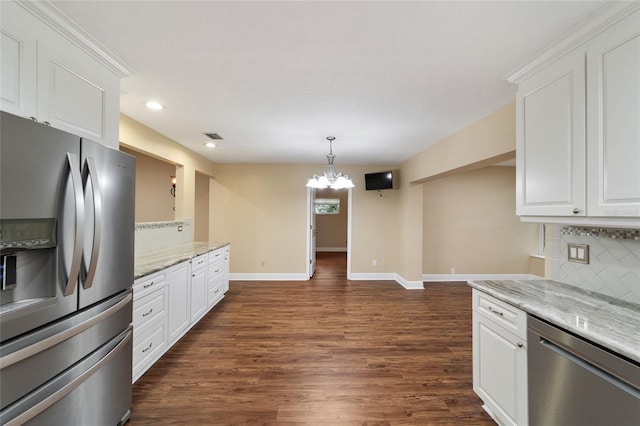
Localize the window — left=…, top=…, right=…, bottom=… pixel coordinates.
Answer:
left=314, top=198, right=340, bottom=215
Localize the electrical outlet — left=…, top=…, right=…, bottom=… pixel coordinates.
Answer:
left=177, top=225, right=183, bottom=232
left=372, top=259, right=377, bottom=266
left=260, top=260, right=265, bottom=267
left=568, top=243, right=589, bottom=264
left=381, top=260, right=386, bottom=266
left=450, top=267, right=456, bottom=274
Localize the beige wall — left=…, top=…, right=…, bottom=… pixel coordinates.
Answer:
left=402, top=102, right=515, bottom=185
left=120, top=146, right=175, bottom=223
left=119, top=115, right=216, bottom=238
left=209, top=163, right=399, bottom=274
left=194, top=172, right=210, bottom=242
left=397, top=101, right=521, bottom=281
left=315, top=188, right=348, bottom=249
left=122, top=101, right=542, bottom=279
left=422, top=166, right=539, bottom=274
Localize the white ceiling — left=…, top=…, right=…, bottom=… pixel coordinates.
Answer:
left=51, top=0, right=607, bottom=165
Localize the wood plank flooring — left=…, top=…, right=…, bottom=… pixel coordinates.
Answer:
left=130, top=252, right=494, bottom=425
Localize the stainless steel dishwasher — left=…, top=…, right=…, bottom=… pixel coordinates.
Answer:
left=527, top=315, right=640, bottom=426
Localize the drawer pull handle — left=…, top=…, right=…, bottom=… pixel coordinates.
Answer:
left=517, top=342, right=524, bottom=348
left=214, top=289, right=219, bottom=294
left=215, top=269, right=220, bottom=273
left=143, top=281, right=154, bottom=288
left=488, top=306, right=504, bottom=317
left=142, top=342, right=153, bottom=353
left=142, top=308, right=153, bottom=317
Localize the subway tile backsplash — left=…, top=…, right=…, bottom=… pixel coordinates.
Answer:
left=548, top=225, right=640, bottom=305
left=134, top=218, right=192, bottom=256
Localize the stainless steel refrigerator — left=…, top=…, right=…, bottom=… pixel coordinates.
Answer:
left=0, top=111, right=135, bottom=425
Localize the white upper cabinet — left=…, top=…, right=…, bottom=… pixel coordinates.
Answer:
left=586, top=9, right=640, bottom=218
left=508, top=3, right=640, bottom=227
left=1, top=2, right=38, bottom=118
left=516, top=50, right=586, bottom=217
left=0, top=1, right=131, bottom=149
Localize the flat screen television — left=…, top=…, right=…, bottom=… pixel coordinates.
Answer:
left=365, top=171, right=395, bottom=191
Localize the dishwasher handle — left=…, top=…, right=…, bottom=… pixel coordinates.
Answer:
left=540, top=337, right=640, bottom=399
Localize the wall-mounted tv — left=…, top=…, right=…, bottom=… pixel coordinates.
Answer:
left=365, top=171, right=396, bottom=191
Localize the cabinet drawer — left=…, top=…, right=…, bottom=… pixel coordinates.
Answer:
left=208, top=259, right=224, bottom=278
left=191, top=253, right=208, bottom=272
left=133, top=286, right=167, bottom=332
left=207, top=278, right=224, bottom=307
left=132, top=320, right=167, bottom=379
left=473, top=289, right=527, bottom=340
left=133, top=271, right=167, bottom=300
left=208, top=247, right=225, bottom=263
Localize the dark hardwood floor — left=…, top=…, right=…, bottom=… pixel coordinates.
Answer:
left=130, top=252, right=494, bottom=425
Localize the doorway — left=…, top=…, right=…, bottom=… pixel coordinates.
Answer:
left=306, top=187, right=352, bottom=279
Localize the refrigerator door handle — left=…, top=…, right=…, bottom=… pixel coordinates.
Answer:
left=2, top=329, right=132, bottom=426
left=82, top=157, right=102, bottom=289
left=64, top=153, right=84, bottom=296
left=0, top=292, right=131, bottom=369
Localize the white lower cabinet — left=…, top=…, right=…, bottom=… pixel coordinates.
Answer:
left=190, top=254, right=208, bottom=323
left=167, top=260, right=190, bottom=345
left=208, top=255, right=225, bottom=308
left=473, top=289, right=528, bottom=426
left=132, top=245, right=230, bottom=383
left=223, top=246, right=230, bottom=293
left=132, top=271, right=168, bottom=383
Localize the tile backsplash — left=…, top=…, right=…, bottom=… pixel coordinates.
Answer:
left=548, top=225, right=640, bottom=305
left=135, top=218, right=192, bottom=256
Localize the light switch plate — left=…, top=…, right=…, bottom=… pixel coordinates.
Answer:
left=567, top=243, right=589, bottom=264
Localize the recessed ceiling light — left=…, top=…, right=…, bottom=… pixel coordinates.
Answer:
left=145, top=101, right=165, bottom=110
left=205, top=142, right=216, bottom=149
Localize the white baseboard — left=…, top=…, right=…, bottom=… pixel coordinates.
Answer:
left=229, top=273, right=309, bottom=281
left=422, top=273, right=544, bottom=282
left=348, top=273, right=424, bottom=290
left=316, top=247, right=347, bottom=252
left=395, top=274, right=425, bottom=290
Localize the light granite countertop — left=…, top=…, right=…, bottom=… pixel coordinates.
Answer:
left=468, top=279, right=640, bottom=365
left=134, top=241, right=229, bottom=279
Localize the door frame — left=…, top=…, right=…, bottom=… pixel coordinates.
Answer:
left=306, top=187, right=352, bottom=279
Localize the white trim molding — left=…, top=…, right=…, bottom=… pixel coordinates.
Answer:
left=229, top=273, right=309, bottom=281
left=17, top=0, right=134, bottom=77
left=395, top=274, right=425, bottom=290
left=423, top=274, right=544, bottom=282
left=317, top=247, right=347, bottom=252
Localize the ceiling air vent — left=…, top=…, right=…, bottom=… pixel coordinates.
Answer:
left=204, top=132, right=223, bottom=140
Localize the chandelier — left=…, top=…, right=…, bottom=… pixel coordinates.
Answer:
left=306, top=136, right=355, bottom=189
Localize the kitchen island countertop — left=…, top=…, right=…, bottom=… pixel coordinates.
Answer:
left=134, top=241, right=229, bottom=279
left=468, top=279, right=640, bottom=365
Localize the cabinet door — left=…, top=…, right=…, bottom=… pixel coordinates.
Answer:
left=587, top=9, right=640, bottom=217
left=473, top=314, right=527, bottom=426
left=36, top=36, right=120, bottom=148
left=0, top=1, right=37, bottom=117
left=190, top=267, right=207, bottom=323
left=168, top=261, right=191, bottom=344
left=516, top=50, right=586, bottom=216
left=223, top=247, right=230, bottom=293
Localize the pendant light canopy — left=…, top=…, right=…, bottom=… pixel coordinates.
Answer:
left=306, top=137, right=355, bottom=190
